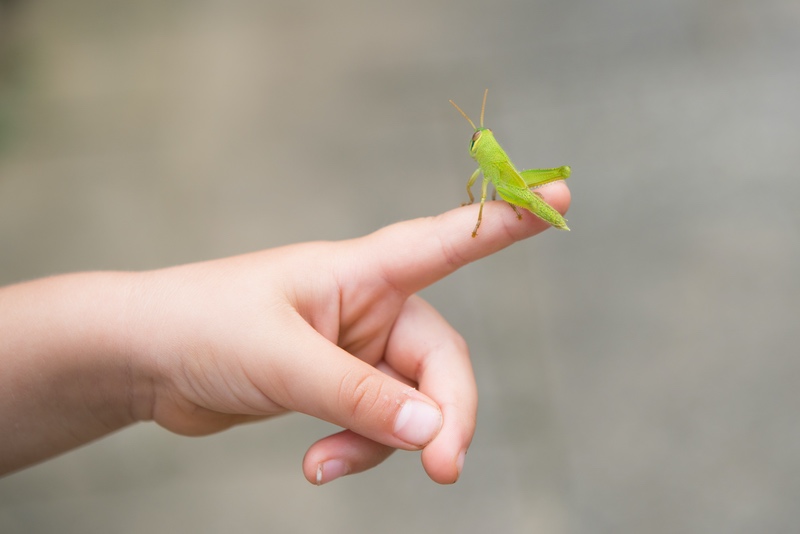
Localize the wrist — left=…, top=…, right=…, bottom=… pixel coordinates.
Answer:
left=41, top=272, right=146, bottom=429
left=0, top=272, right=146, bottom=473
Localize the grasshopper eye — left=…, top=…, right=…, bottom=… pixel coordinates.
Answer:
left=470, top=130, right=481, bottom=150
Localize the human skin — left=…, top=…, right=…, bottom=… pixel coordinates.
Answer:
left=0, top=183, right=569, bottom=484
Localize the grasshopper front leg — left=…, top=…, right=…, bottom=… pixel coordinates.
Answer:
left=462, top=168, right=481, bottom=206
left=472, top=173, right=491, bottom=238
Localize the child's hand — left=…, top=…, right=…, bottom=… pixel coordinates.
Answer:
left=0, top=183, right=570, bottom=483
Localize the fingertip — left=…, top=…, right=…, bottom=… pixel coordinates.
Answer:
left=469, top=179, right=571, bottom=242
left=541, top=180, right=571, bottom=216
left=419, top=407, right=474, bottom=484
left=421, top=437, right=469, bottom=484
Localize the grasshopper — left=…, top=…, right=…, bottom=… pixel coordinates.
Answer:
left=450, top=89, right=570, bottom=237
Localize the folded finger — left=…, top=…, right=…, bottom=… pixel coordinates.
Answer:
left=385, top=295, right=477, bottom=484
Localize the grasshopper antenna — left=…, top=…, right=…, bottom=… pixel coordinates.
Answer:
left=449, top=98, right=477, bottom=131
left=480, top=88, right=488, bottom=128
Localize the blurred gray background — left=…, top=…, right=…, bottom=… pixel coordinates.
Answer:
left=2, top=0, right=799, bottom=532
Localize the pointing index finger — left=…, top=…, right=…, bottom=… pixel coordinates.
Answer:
left=355, top=181, right=571, bottom=295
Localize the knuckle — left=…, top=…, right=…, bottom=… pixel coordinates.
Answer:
left=432, top=328, right=469, bottom=358
left=437, top=232, right=468, bottom=269
left=447, top=331, right=469, bottom=354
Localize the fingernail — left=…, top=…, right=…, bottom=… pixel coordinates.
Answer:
left=456, top=449, right=466, bottom=479
left=393, top=400, right=442, bottom=447
left=316, top=459, right=349, bottom=485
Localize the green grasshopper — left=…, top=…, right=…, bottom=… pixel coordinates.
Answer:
left=450, top=89, right=571, bottom=237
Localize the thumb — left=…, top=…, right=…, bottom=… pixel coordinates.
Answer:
left=269, top=317, right=442, bottom=450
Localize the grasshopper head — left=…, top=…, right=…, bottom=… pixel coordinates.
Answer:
left=469, top=127, right=494, bottom=159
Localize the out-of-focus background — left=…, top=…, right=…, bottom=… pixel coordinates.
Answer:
left=2, top=1, right=799, bottom=532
